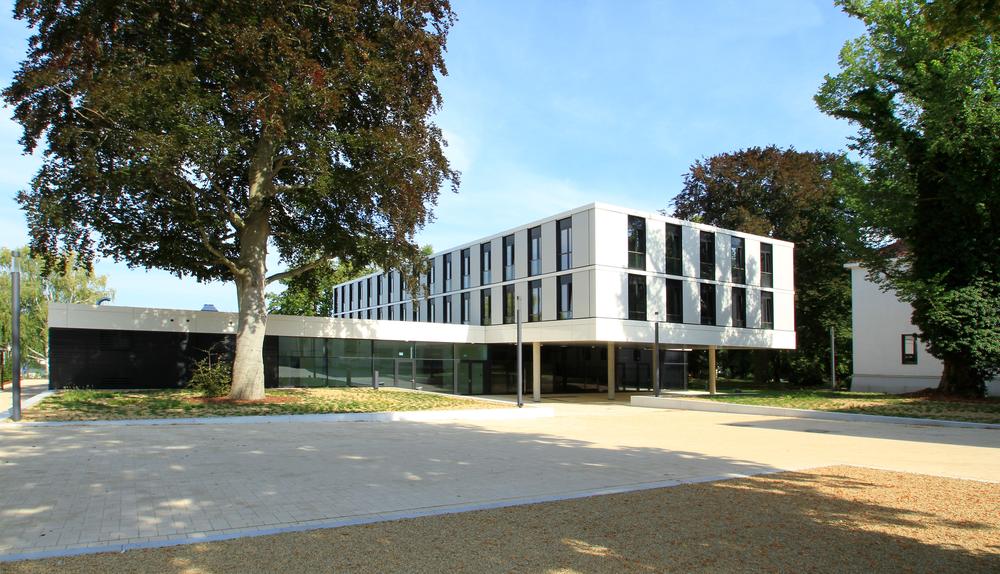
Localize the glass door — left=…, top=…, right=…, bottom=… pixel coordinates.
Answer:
left=394, top=359, right=415, bottom=389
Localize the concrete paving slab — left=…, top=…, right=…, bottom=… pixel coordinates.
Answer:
left=0, top=399, right=996, bottom=560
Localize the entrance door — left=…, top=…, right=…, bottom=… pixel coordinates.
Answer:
left=394, top=359, right=415, bottom=389
left=467, top=361, right=485, bottom=395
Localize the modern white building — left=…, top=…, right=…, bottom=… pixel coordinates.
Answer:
left=48, top=203, right=796, bottom=397
left=846, top=263, right=1000, bottom=395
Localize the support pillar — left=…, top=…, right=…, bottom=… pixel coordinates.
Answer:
left=532, top=341, right=541, bottom=402
left=708, top=345, right=717, bottom=395
left=607, top=342, right=615, bottom=400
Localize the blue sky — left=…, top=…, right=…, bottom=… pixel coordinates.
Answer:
left=0, top=1, right=863, bottom=311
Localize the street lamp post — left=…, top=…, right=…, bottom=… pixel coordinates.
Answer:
left=653, top=311, right=660, bottom=397
left=515, top=295, right=523, bottom=408
left=10, top=250, right=22, bottom=421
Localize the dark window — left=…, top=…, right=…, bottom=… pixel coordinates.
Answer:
left=443, top=295, right=452, bottom=323
left=376, top=306, right=382, bottom=320
left=665, top=223, right=682, bottom=276
left=412, top=302, right=419, bottom=322
left=461, top=248, right=471, bottom=289
left=426, top=258, right=435, bottom=293
left=387, top=273, right=393, bottom=303
left=731, top=237, right=746, bottom=284
left=902, top=334, right=918, bottom=364
left=427, top=298, right=436, bottom=323
left=366, top=308, right=372, bottom=320
left=399, top=303, right=406, bottom=321
left=367, top=278, right=372, bottom=307
left=627, top=274, right=647, bottom=321
left=387, top=305, right=393, bottom=320
left=665, top=279, right=683, bottom=323
left=528, top=226, right=541, bottom=276
left=557, top=218, right=572, bottom=271
left=503, top=284, right=516, bottom=324
left=377, top=275, right=383, bottom=303
left=700, top=232, right=715, bottom=279
left=628, top=216, right=646, bottom=270
left=528, top=280, right=542, bottom=322
left=503, top=235, right=515, bottom=281
left=481, top=288, right=492, bottom=326
left=700, top=283, right=716, bottom=325
left=443, top=253, right=452, bottom=292
left=481, top=242, right=492, bottom=284
left=761, top=243, right=773, bottom=288
left=356, top=282, right=362, bottom=307
left=761, top=290, right=774, bottom=329
left=333, top=289, right=339, bottom=314
left=399, top=273, right=406, bottom=301
left=461, top=292, right=470, bottom=324
left=557, top=274, right=573, bottom=320
left=732, top=287, right=746, bottom=327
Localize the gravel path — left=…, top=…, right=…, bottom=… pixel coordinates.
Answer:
left=7, top=465, right=998, bottom=573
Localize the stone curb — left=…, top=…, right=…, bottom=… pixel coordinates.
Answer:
left=630, top=395, right=1000, bottom=429
left=3, top=404, right=554, bottom=427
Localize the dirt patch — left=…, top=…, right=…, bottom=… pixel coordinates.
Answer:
left=899, top=388, right=999, bottom=403
left=184, top=395, right=303, bottom=405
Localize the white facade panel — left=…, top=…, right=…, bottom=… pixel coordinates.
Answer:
left=715, top=233, right=730, bottom=284
left=683, top=279, right=700, bottom=325
left=571, top=270, right=591, bottom=319
left=773, top=243, right=794, bottom=292
left=593, top=208, right=628, bottom=268
left=647, top=219, right=665, bottom=275
left=747, top=287, right=761, bottom=329
left=773, top=290, right=794, bottom=332
left=681, top=226, right=699, bottom=279
left=571, top=209, right=592, bottom=269
left=718, top=282, right=731, bottom=327
left=514, top=230, right=528, bottom=280
left=469, top=245, right=481, bottom=289
left=647, top=275, right=665, bottom=322
left=594, top=268, right=627, bottom=319
left=541, top=276, right=557, bottom=321
left=745, top=237, right=760, bottom=287
left=541, top=220, right=557, bottom=275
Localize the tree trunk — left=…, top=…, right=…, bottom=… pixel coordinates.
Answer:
left=229, top=208, right=270, bottom=400
left=937, top=356, right=984, bottom=397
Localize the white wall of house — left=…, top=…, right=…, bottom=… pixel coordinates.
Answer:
left=847, top=263, right=1000, bottom=395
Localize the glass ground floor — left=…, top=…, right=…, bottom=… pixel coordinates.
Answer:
left=276, top=336, right=690, bottom=395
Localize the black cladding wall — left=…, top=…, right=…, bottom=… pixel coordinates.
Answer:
left=48, top=328, right=279, bottom=389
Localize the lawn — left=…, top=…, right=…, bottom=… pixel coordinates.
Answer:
left=21, top=387, right=505, bottom=422
left=690, top=389, right=1000, bottom=424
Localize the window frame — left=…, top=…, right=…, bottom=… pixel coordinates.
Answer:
left=665, top=278, right=683, bottom=323
left=460, top=248, right=471, bottom=289
left=627, top=274, right=647, bottom=321
left=503, top=234, right=515, bottom=281
left=480, top=242, right=492, bottom=285
left=700, top=231, right=715, bottom=280
left=665, top=223, right=682, bottom=276
left=732, top=286, right=747, bottom=328
left=557, top=274, right=573, bottom=320
left=481, top=288, right=492, bottom=326
left=627, top=216, right=646, bottom=270
left=761, top=243, right=773, bottom=288
left=700, top=283, right=716, bottom=326
left=731, top=237, right=746, bottom=284
left=901, top=334, right=918, bottom=364
left=557, top=217, right=572, bottom=271
left=528, top=279, right=542, bottom=322
left=502, top=284, right=516, bottom=324
left=761, top=290, right=774, bottom=329
left=528, top=226, right=542, bottom=276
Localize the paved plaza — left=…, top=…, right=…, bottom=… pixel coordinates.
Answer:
left=0, top=395, right=997, bottom=560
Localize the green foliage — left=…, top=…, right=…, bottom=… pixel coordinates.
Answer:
left=4, top=1, right=460, bottom=397
left=267, top=260, right=372, bottom=316
left=672, top=146, right=862, bottom=386
left=0, top=247, right=113, bottom=378
left=187, top=358, right=233, bottom=398
left=815, top=0, right=1000, bottom=395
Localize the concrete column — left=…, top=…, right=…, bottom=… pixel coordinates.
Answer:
left=532, top=341, right=541, bottom=402
left=607, top=342, right=616, bottom=400
left=708, top=345, right=717, bottom=395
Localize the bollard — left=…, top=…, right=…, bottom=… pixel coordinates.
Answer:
left=372, top=370, right=379, bottom=390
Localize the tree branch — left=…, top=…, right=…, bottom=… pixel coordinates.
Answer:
left=183, top=185, right=245, bottom=278
left=266, top=257, right=329, bottom=285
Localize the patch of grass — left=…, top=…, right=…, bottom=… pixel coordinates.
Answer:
left=690, top=390, right=1000, bottom=424
left=22, top=388, right=505, bottom=422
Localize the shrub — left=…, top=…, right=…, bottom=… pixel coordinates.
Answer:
left=187, top=357, right=232, bottom=397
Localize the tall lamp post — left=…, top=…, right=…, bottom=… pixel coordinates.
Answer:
left=10, top=250, right=22, bottom=421
left=653, top=311, right=660, bottom=397
left=515, top=295, right=523, bottom=408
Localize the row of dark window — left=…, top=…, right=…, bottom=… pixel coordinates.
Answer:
left=336, top=274, right=575, bottom=325
left=625, top=273, right=774, bottom=329
left=333, top=217, right=574, bottom=315
left=627, top=216, right=774, bottom=287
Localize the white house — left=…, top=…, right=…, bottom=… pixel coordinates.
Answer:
left=846, top=262, right=1000, bottom=395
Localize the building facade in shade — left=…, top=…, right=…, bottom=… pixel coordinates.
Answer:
left=845, top=263, right=1000, bottom=396
left=46, top=203, right=795, bottom=397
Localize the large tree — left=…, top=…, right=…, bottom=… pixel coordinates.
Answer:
left=1, top=247, right=113, bottom=377
left=672, top=146, right=862, bottom=387
left=815, top=0, right=999, bottom=396
left=4, top=1, right=459, bottom=399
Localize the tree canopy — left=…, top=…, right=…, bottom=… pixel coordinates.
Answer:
left=5, top=1, right=459, bottom=398
left=1, top=247, right=113, bottom=377
left=815, top=0, right=999, bottom=395
left=672, top=146, right=862, bottom=386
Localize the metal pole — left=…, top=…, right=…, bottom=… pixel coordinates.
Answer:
left=653, top=317, right=660, bottom=397
left=11, top=251, right=22, bottom=421
left=829, top=326, right=837, bottom=390
left=516, top=295, right=523, bottom=408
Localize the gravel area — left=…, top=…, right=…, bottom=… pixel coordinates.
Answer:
left=7, top=466, right=998, bottom=573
